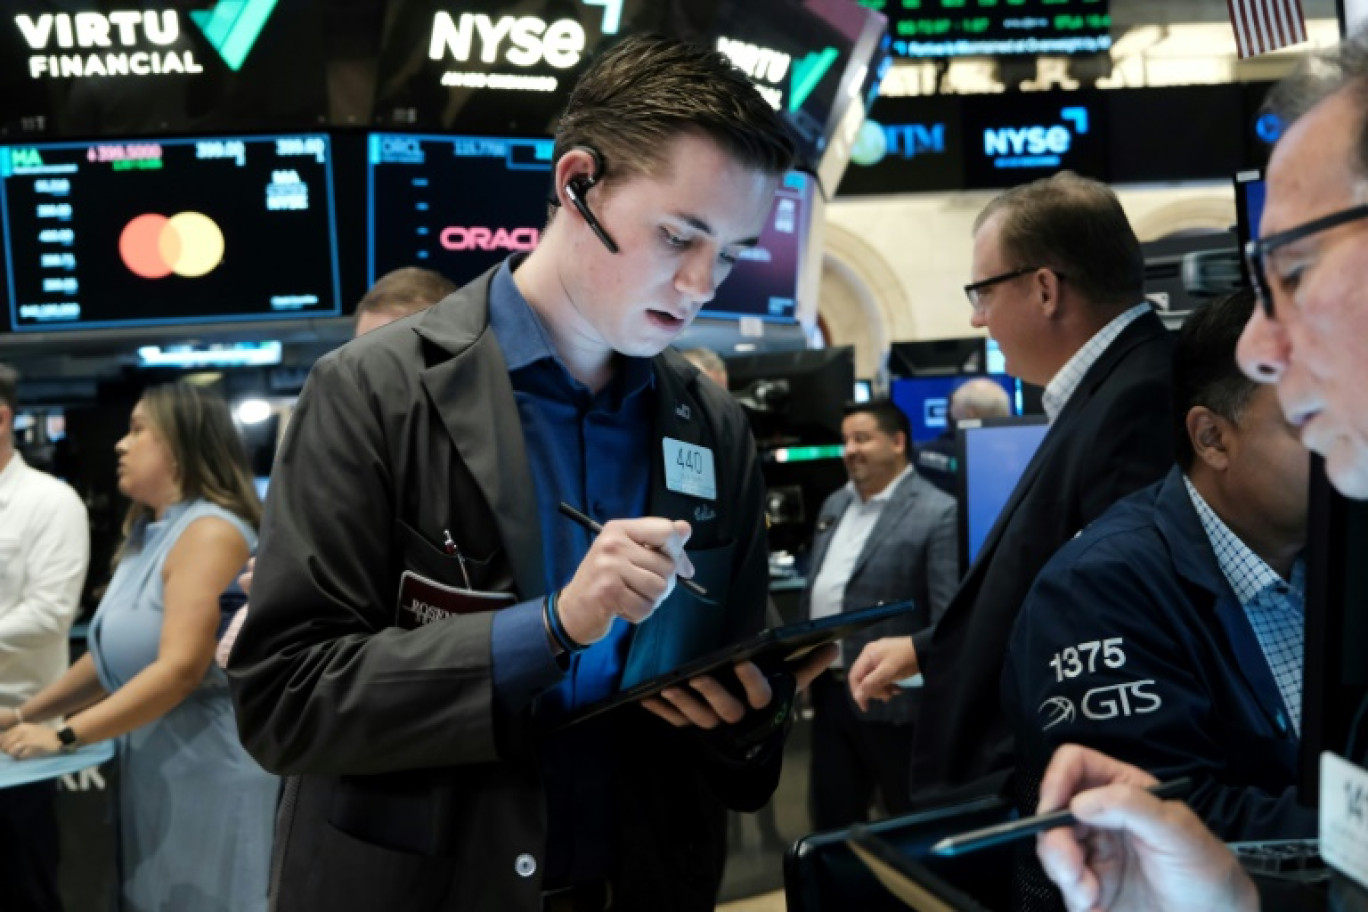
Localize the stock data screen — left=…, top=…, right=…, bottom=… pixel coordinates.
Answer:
left=0, top=134, right=341, bottom=332
left=859, top=0, right=1111, bottom=58
left=369, top=133, right=808, bottom=323
left=368, top=133, right=553, bottom=287
left=704, top=170, right=810, bottom=323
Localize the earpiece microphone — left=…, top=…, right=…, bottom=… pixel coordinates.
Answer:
left=555, top=145, right=619, bottom=254
left=564, top=176, right=620, bottom=254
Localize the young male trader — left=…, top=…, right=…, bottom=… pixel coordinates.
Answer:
left=227, top=36, right=833, bottom=912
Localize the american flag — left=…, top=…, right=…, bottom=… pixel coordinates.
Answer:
left=1227, top=0, right=1308, bottom=58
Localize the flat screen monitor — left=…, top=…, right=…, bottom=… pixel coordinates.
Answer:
left=727, top=345, right=855, bottom=446
left=370, top=0, right=669, bottom=134
left=713, top=0, right=891, bottom=196
left=890, top=375, right=1018, bottom=445
left=703, top=170, right=813, bottom=323
left=888, top=338, right=986, bottom=377
left=367, top=132, right=553, bottom=288
left=957, top=416, right=1048, bottom=567
left=0, top=1, right=329, bottom=138
left=0, top=133, right=342, bottom=333
left=873, top=0, right=1112, bottom=59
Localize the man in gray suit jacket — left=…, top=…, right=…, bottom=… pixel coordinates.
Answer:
left=801, top=400, right=958, bottom=829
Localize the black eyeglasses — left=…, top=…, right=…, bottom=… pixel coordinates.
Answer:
left=963, top=266, right=1060, bottom=311
left=1245, top=203, right=1368, bottom=319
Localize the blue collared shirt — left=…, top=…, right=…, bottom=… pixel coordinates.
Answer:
left=1183, top=476, right=1306, bottom=736
left=486, top=257, right=654, bottom=886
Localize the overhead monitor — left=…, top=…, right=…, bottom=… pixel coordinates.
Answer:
left=867, top=0, right=1112, bottom=59
left=888, top=337, right=986, bottom=377
left=703, top=170, right=813, bottom=323
left=957, top=416, right=1048, bottom=567
left=367, top=132, right=552, bottom=288
left=728, top=345, right=856, bottom=446
left=371, top=0, right=668, bottom=135
left=0, top=133, right=342, bottom=333
left=714, top=0, right=891, bottom=197
left=0, top=2, right=329, bottom=138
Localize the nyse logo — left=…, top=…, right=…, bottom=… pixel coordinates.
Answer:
left=440, top=226, right=539, bottom=252
left=429, top=13, right=586, bottom=69
left=1080, top=679, right=1162, bottom=721
left=983, top=106, right=1089, bottom=170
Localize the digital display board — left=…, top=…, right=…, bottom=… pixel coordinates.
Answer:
left=0, top=133, right=342, bottom=332
left=704, top=170, right=813, bottom=323
left=713, top=0, right=890, bottom=192
left=0, top=2, right=328, bottom=138
left=368, top=132, right=553, bottom=288
left=858, top=0, right=1111, bottom=58
left=838, top=94, right=964, bottom=196
left=961, top=91, right=1105, bottom=188
left=373, top=0, right=668, bottom=135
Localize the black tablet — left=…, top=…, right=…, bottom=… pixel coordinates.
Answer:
left=846, top=826, right=992, bottom=912
left=555, top=599, right=915, bottom=729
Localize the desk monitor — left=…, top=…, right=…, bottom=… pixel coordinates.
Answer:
left=956, top=416, right=1049, bottom=568
left=890, top=375, right=1018, bottom=446
left=0, top=134, right=342, bottom=333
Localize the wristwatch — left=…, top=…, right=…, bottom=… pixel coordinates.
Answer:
left=56, top=726, right=79, bottom=754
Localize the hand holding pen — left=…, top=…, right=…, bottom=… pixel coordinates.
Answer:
left=552, top=506, right=698, bottom=648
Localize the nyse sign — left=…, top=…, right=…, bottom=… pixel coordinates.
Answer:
left=983, top=106, right=1090, bottom=169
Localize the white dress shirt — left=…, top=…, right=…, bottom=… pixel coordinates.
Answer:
left=0, top=452, right=90, bottom=708
left=809, top=467, right=913, bottom=664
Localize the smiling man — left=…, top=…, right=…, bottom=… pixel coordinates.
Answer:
left=801, top=400, right=957, bottom=830
left=227, top=36, right=833, bottom=912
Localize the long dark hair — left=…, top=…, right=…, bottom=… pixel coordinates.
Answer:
left=116, top=382, right=261, bottom=562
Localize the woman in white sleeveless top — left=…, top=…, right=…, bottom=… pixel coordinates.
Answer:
left=0, top=382, right=276, bottom=911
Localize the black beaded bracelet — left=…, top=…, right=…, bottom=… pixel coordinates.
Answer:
left=544, top=588, right=587, bottom=654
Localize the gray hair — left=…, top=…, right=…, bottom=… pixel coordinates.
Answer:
left=0, top=363, right=17, bottom=414
left=1265, top=31, right=1368, bottom=178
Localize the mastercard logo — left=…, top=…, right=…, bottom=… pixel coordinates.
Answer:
left=119, top=212, right=225, bottom=279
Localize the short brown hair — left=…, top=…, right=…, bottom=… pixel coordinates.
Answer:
left=553, top=34, right=795, bottom=192
left=974, top=172, right=1145, bottom=309
left=354, top=267, right=457, bottom=326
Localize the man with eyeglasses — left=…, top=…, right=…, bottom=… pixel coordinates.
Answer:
left=1031, top=33, right=1368, bottom=912
left=849, top=173, right=1175, bottom=829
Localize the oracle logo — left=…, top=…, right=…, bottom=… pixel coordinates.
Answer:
left=439, top=226, right=539, bottom=252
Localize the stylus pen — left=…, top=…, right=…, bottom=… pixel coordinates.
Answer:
left=929, top=776, right=1193, bottom=857
left=556, top=502, right=712, bottom=601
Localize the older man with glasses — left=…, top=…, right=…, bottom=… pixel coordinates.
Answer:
left=849, top=173, right=1176, bottom=847
left=1031, top=32, right=1368, bottom=912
